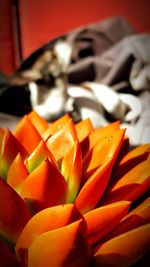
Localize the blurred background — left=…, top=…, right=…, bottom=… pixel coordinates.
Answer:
left=0, top=0, right=150, bottom=146
left=0, top=0, right=150, bottom=75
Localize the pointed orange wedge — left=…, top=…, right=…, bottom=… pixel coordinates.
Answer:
left=102, top=158, right=150, bottom=205
left=43, top=113, right=70, bottom=141
left=28, top=110, right=49, bottom=136
left=0, top=129, right=27, bottom=179
left=125, top=196, right=150, bottom=222
left=15, top=204, right=82, bottom=255
left=102, top=197, right=150, bottom=242
left=61, top=140, right=82, bottom=203
left=14, top=115, right=41, bottom=154
left=112, top=144, right=150, bottom=184
left=83, top=129, right=125, bottom=182
left=75, top=118, right=94, bottom=143
left=27, top=139, right=57, bottom=173
left=84, top=201, right=130, bottom=245
left=19, top=158, right=67, bottom=214
left=46, top=118, right=77, bottom=162
left=93, top=223, right=150, bottom=267
left=28, top=220, right=90, bottom=267
left=7, top=152, right=29, bottom=189
left=84, top=120, right=120, bottom=154
left=75, top=158, right=113, bottom=214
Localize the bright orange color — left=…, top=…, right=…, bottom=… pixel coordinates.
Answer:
left=125, top=196, right=150, bottom=221
left=102, top=197, right=150, bottom=242
left=84, top=201, right=130, bottom=245
left=103, top=158, right=150, bottom=204
left=19, top=158, right=67, bottom=213
left=46, top=119, right=77, bottom=162
left=112, top=144, right=150, bottom=183
left=27, top=139, right=57, bottom=172
left=93, top=223, right=150, bottom=267
left=43, top=113, right=70, bottom=141
left=75, top=118, right=94, bottom=143
left=28, top=220, right=90, bottom=267
left=61, top=140, right=82, bottom=203
left=0, top=129, right=27, bottom=179
left=28, top=110, right=49, bottom=136
left=83, top=129, right=125, bottom=182
left=0, top=111, right=150, bottom=267
left=14, top=115, right=41, bottom=154
left=15, top=204, right=82, bottom=255
left=75, top=158, right=113, bottom=214
left=85, top=121, right=120, bottom=152
left=7, top=152, right=29, bottom=189
left=120, top=144, right=150, bottom=164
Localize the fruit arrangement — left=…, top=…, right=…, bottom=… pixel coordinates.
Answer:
left=0, top=111, right=150, bottom=267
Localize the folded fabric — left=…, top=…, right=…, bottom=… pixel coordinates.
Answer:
left=0, top=16, right=150, bottom=146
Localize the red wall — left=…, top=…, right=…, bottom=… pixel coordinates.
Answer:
left=0, top=0, right=150, bottom=74
left=18, top=0, right=150, bottom=59
left=0, top=1, right=16, bottom=74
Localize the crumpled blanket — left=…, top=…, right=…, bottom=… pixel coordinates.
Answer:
left=0, top=16, right=150, bottom=146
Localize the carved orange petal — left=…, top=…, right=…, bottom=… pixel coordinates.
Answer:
left=62, top=140, right=82, bottom=203
left=102, top=158, right=150, bottom=204
left=15, top=204, right=82, bottom=255
left=7, top=152, right=29, bottom=189
left=93, top=223, right=150, bottom=267
left=75, top=158, right=113, bottom=214
left=0, top=129, right=27, bottom=179
left=27, top=139, right=57, bottom=172
left=28, top=220, right=90, bottom=267
left=84, top=201, right=130, bottom=245
left=28, top=110, right=49, bottom=136
left=46, top=118, right=77, bottom=162
left=19, top=158, right=67, bottom=214
left=83, top=129, right=125, bottom=182
left=14, top=115, right=41, bottom=154
left=43, top=113, right=70, bottom=141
